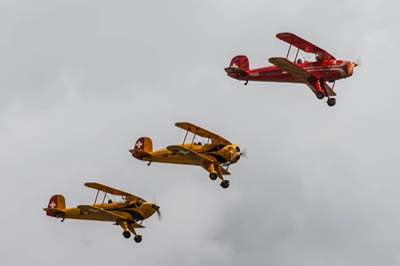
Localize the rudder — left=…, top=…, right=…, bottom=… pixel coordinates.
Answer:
left=132, top=137, right=153, bottom=160
left=229, top=55, right=249, bottom=71
left=46, top=194, right=66, bottom=216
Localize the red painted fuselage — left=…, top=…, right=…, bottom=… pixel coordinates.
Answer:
left=226, top=59, right=355, bottom=83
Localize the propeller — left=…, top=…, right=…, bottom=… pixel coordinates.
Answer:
left=152, top=195, right=162, bottom=221
left=156, top=206, right=162, bottom=220
left=240, top=148, right=247, bottom=159
left=354, top=56, right=362, bottom=67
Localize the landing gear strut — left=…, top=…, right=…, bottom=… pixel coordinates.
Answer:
left=220, top=180, right=230, bottom=189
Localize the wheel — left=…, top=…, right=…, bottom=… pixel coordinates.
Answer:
left=134, top=235, right=142, bottom=243
left=123, top=231, right=131, bottom=239
left=220, top=180, right=230, bottom=189
left=327, top=98, right=336, bottom=107
left=209, top=172, right=218, bottom=181
left=316, top=92, right=324, bottom=100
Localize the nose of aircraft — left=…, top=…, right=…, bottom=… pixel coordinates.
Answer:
left=151, top=203, right=162, bottom=220
left=347, top=61, right=358, bottom=76
left=234, top=146, right=242, bottom=162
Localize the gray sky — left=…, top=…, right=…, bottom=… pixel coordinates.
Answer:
left=1, top=1, right=400, bottom=265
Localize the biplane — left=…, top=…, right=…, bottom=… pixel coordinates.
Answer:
left=225, top=32, right=357, bottom=106
left=129, top=122, right=242, bottom=189
left=44, top=182, right=160, bottom=243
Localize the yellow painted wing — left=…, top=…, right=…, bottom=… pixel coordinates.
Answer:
left=84, top=182, right=146, bottom=203
left=167, top=145, right=215, bottom=164
left=175, top=122, right=232, bottom=145
left=77, top=205, right=129, bottom=221
left=269, top=57, right=311, bottom=81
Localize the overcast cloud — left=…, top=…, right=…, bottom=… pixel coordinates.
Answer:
left=1, top=1, right=400, bottom=266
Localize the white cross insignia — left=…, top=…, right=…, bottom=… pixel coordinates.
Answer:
left=135, top=141, right=143, bottom=149
left=49, top=201, right=56, bottom=208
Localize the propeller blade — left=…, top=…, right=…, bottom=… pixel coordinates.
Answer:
left=240, top=149, right=247, bottom=159
left=156, top=208, right=162, bottom=221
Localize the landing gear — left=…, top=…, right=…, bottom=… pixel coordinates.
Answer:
left=316, top=91, right=324, bottom=100
left=220, top=180, right=230, bottom=189
left=123, top=231, right=131, bottom=239
left=134, top=235, right=142, bottom=243
left=327, top=98, right=336, bottom=107
left=244, top=80, right=248, bottom=86
left=147, top=161, right=152, bottom=166
left=209, top=172, right=218, bottom=181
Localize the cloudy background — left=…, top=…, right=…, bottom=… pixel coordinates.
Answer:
left=1, top=0, right=399, bottom=265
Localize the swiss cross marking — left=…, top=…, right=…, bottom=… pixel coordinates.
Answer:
left=135, top=140, right=143, bottom=149
left=49, top=201, right=56, bottom=208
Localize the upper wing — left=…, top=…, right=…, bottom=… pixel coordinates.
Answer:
left=269, top=57, right=312, bottom=81
left=84, top=182, right=146, bottom=203
left=175, top=122, right=231, bottom=145
left=276, top=32, right=335, bottom=61
left=77, top=205, right=129, bottom=221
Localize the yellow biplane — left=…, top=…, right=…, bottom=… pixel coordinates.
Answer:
left=129, top=122, right=242, bottom=189
left=43, top=182, right=160, bottom=243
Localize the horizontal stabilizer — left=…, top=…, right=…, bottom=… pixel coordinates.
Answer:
left=43, top=208, right=65, bottom=217
left=224, top=66, right=248, bottom=76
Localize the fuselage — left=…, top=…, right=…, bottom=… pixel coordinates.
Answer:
left=143, top=143, right=241, bottom=166
left=62, top=201, right=157, bottom=222
left=227, top=59, right=355, bottom=83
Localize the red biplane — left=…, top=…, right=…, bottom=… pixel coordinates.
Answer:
left=225, top=32, right=357, bottom=106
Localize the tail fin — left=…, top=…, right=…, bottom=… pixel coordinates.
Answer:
left=131, top=137, right=153, bottom=160
left=45, top=194, right=66, bottom=217
left=229, top=55, right=249, bottom=71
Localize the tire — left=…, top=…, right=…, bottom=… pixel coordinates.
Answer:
left=327, top=98, right=336, bottom=107
left=134, top=235, right=142, bottom=243
left=316, top=92, right=324, bottom=100
left=123, top=231, right=131, bottom=239
left=220, top=180, right=230, bottom=189
left=209, top=173, right=218, bottom=181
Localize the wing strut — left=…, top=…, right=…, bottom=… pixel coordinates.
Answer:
left=190, top=131, right=197, bottom=149
left=286, top=44, right=292, bottom=59
left=182, top=129, right=189, bottom=145
left=93, top=189, right=100, bottom=205
left=294, top=48, right=300, bottom=62
left=101, top=192, right=107, bottom=207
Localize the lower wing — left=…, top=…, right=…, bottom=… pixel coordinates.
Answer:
left=167, top=145, right=229, bottom=178
left=269, top=57, right=336, bottom=97
left=77, top=205, right=130, bottom=221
